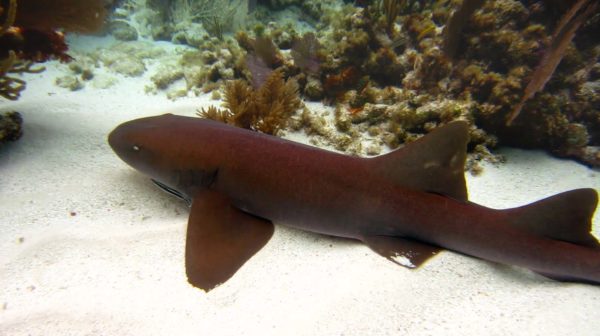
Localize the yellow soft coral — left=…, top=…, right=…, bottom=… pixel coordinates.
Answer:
left=198, top=70, right=302, bottom=135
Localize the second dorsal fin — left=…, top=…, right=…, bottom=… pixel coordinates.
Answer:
left=369, top=121, right=470, bottom=201
left=506, top=188, right=599, bottom=247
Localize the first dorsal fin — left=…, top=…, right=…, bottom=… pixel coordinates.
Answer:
left=506, top=188, right=599, bottom=248
left=369, top=121, right=470, bottom=201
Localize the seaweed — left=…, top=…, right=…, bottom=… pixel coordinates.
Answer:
left=198, top=70, right=302, bottom=135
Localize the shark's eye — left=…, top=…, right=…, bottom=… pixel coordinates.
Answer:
left=132, top=145, right=141, bottom=151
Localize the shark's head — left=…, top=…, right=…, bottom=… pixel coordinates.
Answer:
left=108, top=114, right=219, bottom=198
left=109, top=114, right=172, bottom=178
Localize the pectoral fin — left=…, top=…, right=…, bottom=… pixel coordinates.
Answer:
left=185, top=191, right=274, bottom=291
left=363, top=235, right=441, bottom=268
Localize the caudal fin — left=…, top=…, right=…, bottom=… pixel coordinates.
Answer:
left=505, top=188, right=599, bottom=248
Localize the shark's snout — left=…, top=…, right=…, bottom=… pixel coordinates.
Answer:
left=107, top=126, right=123, bottom=152
left=108, top=114, right=178, bottom=172
left=108, top=123, right=139, bottom=161
left=107, top=120, right=144, bottom=164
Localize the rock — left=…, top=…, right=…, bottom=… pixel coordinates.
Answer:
left=111, top=21, right=139, bottom=41
left=0, top=111, right=23, bottom=143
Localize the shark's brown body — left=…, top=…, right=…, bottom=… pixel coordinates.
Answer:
left=109, top=114, right=600, bottom=290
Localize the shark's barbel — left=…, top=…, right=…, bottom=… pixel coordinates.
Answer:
left=108, top=114, right=600, bottom=291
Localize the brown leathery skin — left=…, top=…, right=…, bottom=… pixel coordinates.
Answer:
left=109, top=114, right=600, bottom=288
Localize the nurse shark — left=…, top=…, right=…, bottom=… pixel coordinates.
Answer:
left=108, top=114, right=600, bottom=291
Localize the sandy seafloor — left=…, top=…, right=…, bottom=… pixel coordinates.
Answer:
left=1, top=35, right=600, bottom=336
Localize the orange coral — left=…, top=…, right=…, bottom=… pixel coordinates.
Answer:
left=323, top=66, right=360, bottom=98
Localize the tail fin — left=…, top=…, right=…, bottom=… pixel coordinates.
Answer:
left=505, top=188, right=599, bottom=247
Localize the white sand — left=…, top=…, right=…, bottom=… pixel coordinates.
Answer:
left=1, top=40, right=600, bottom=335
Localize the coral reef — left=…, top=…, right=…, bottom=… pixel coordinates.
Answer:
left=111, top=21, right=139, bottom=41
left=505, top=0, right=598, bottom=125
left=276, top=0, right=600, bottom=167
left=104, top=0, right=600, bottom=167
left=54, top=41, right=176, bottom=92
left=454, top=0, right=600, bottom=166
left=148, top=37, right=245, bottom=97
left=97, top=42, right=164, bottom=77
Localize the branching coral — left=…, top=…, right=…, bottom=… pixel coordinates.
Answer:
left=0, top=50, right=44, bottom=100
left=198, top=70, right=302, bottom=135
